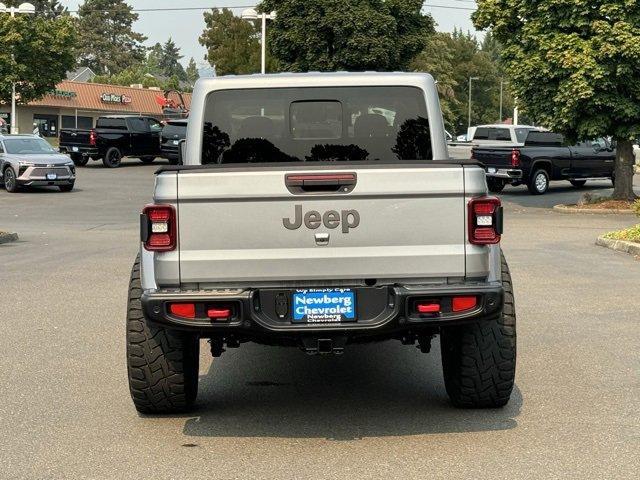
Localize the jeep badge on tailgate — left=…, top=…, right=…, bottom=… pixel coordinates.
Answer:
left=283, top=205, right=360, bottom=233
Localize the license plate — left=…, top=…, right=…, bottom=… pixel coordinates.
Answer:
left=292, top=288, right=356, bottom=323
left=46, top=173, right=57, bottom=180
left=72, top=146, right=79, bottom=152
left=488, top=167, right=497, bottom=174
left=173, top=140, right=180, bottom=145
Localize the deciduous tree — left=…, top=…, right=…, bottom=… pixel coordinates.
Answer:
left=259, top=0, right=434, bottom=72
left=0, top=12, right=75, bottom=105
left=474, top=0, right=639, bottom=200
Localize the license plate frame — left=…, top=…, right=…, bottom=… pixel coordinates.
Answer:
left=46, top=173, right=57, bottom=180
left=292, top=288, right=356, bottom=324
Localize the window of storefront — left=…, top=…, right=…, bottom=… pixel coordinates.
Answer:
left=34, top=114, right=59, bottom=137
left=62, top=115, right=93, bottom=130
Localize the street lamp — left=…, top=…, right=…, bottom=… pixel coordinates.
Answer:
left=468, top=76, right=480, bottom=132
left=0, top=2, right=36, bottom=135
left=241, top=8, right=276, bottom=74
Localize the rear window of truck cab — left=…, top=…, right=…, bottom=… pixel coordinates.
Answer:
left=201, top=87, right=432, bottom=164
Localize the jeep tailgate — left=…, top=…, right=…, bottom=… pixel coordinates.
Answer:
left=175, top=164, right=469, bottom=285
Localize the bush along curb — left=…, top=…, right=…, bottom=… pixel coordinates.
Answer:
left=0, top=232, right=19, bottom=244
left=553, top=204, right=635, bottom=215
left=596, top=236, right=640, bottom=257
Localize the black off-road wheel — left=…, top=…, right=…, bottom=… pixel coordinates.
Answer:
left=487, top=178, right=506, bottom=193
left=70, top=153, right=89, bottom=167
left=440, top=252, right=516, bottom=408
left=103, top=147, right=123, bottom=168
left=126, top=256, right=200, bottom=414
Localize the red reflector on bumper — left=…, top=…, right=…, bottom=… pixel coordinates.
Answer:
left=170, top=303, right=196, bottom=319
left=417, top=303, right=440, bottom=314
left=452, top=296, right=477, bottom=312
left=208, top=308, right=231, bottom=319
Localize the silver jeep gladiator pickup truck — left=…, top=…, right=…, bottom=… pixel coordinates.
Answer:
left=126, top=72, right=516, bottom=414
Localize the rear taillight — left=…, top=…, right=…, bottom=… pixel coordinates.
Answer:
left=510, top=148, right=521, bottom=167
left=89, top=129, right=97, bottom=146
left=142, top=204, right=176, bottom=251
left=468, top=197, right=502, bottom=245
left=170, top=303, right=196, bottom=319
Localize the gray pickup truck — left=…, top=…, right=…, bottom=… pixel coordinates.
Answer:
left=126, top=73, right=517, bottom=414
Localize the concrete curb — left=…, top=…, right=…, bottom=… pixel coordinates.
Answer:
left=596, top=236, right=640, bottom=256
left=553, top=204, right=635, bottom=215
left=0, top=232, right=19, bottom=244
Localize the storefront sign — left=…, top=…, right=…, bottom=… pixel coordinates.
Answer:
left=101, top=93, right=132, bottom=105
left=48, top=89, right=77, bottom=99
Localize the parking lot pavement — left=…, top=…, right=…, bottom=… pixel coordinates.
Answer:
left=0, top=164, right=639, bottom=479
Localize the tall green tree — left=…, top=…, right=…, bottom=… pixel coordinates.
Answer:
left=474, top=0, right=639, bottom=200
left=411, top=30, right=513, bottom=134
left=0, top=11, right=76, bottom=105
left=4, top=0, right=66, bottom=18
left=76, top=0, right=147, bottom=75
left=199, top=8, right=261, bottom=75
left=186, top=58, right=200, bottom=85
left=158, top=38, right=187, bottom=81
left=259, top=0, right=434, bottom=72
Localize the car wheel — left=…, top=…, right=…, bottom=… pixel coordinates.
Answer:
left=569, top=180, right=587, bottom=188
left=59, top=182, right=75, bottom=193
left=441, top=251, right=516, bottom=408
left=487, top=178, right=506, bottom=193
left=126, top=255, right=200, bottom=414
left=3, top=167, right=19, bottom=193
left=527, top=169, right=549, bottom=195
left=103, top=147, right=122, bottom=168
left=140, top=156, right=156, bottom=164
left=70, top=153, right=89, bottom=167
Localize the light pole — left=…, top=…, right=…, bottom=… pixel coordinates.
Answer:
left=468, top=76, right=480, bottom=132
left=241, top=8, right=276, bottom=75
left=499, top=78, right=506, bottom=123
left=0, top=2, right=35, bottom=134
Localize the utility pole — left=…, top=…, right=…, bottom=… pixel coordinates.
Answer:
left=468, top=76, right=480, bottom=132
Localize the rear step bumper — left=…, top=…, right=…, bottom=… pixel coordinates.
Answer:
left=141, top=282, right=504, bottom=336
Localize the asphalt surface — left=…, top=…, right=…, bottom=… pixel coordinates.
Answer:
left=1, top=159, right=639, bottom=480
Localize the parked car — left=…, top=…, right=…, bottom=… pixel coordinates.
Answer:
left=473, top=131, right=616, bottom=195
left=160, top=119, right=187, bottom=165
left=471, top=124, right=544, bottom=146
left=0, top=135, right=76, bottom=192
left=59, top=115, right=162, bottom=168
left=127, top=72, right=517, bottom=414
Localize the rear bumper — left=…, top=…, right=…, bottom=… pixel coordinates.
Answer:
left=141, top=282, right=504, bottom=339
left=486, top=168, right=523, bottom=180
left=59, top=146, right=99, bottom=157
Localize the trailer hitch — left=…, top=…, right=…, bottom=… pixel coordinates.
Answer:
left=300, top=337, right=347, bottom=355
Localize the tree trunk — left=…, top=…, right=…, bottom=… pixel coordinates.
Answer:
left=611, top=138, right=637, bottom=201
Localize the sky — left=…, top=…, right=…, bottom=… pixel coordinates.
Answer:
left=62, top=0, right=479, bottom=69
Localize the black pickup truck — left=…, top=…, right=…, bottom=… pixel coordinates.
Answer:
left=59, top=116, right=163, bottom=168
left=472, top=132, right=616, bottom=194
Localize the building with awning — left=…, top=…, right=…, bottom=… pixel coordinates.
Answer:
left=0, top=80, right=191, bottom=136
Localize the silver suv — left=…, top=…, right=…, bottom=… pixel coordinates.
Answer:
left=0, top=135, right=76, bottom=193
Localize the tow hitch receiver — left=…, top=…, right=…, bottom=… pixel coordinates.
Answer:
left=301, top=337, right=347, bottom=355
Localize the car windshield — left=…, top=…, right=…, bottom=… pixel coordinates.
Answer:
left=201, top=86, right=432, bottom=164
left=4, top=138, right=56, bottom=155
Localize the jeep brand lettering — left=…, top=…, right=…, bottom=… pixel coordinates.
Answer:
left=283, top=205, right=360, bottom=233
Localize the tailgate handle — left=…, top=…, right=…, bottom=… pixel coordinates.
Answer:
left=285, top=173, right=357, bottom=194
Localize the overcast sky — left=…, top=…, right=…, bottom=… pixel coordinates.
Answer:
left=62, top=0, right=479, bottom=69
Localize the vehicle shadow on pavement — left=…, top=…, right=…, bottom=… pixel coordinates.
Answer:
left=498, top=183, right=614, bottom=209
left=180, top=341, right=522, bottom=441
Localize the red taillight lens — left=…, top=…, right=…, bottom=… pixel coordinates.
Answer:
left=208, top=308, right=231, bottom=319
left=468, top=197, right=502, bottom=245
left=510, top=148, right=521, bottom=167
left=143, top=205, right=176, bottom=252
left=452, top=296, right=477, bottom=312
left=417, top=303, right=440, bottom=314
left=89, top=130, right=97, bottom=146
left=170, top=303, right=196, bottom=319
